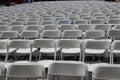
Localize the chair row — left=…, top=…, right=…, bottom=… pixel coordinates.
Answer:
left=0, top=61, right=120, bottom=80
left=0, top=39, right=120, bottom=63
left=0, top=29, right=120, bottom=41
left=1, top=19, right=120, bottom=25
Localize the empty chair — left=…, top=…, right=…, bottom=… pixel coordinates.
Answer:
left=26, top=25, right=41, bottom=31
left=41, top=20, right=54, bottom=25
left=0, top=63, right=5, bottom=80
left=48, top=61, right=88, bottom=80
left=0, top=40, right=16, bottom=62
left=28, top=18, right=39, bottom=22
left=0, top=25, right=9, bottom=32
left=6, top=63, right=45, bottom=80
left=95, top=16, right=108, bottom=22
left=56, top=19, right=72, bottom=25
left=32, top=39, right=58, bottom=60
left=68, top=15, right=79, bottom=22
left=11, top=21, right=24, bottom=26
left=0, top=31, right=19, bottom=39
left=42, top=30, right=61, bottom=39
left=60, top=24, right=76, bottom=31
left=82, top=16, right=94, bottom=22
left=84, top=30, right=105, bottom=39
left=0, top=22, right=8, bottom=25
left=8, top=39, right=36, bottom=61
left=26, top=21, right=39, bottom=25
left=93, top=64, right=120, bottom=80
left=11, top=25, right=25, bottom=33
left=109, top=15, right=120, bottom=19
left=108, top=19, right=120, bottom=25
left=43, top=24, right=59, bottom=30
left=62, top=30, right=82, bottom=39
left=83, top=40, right=110, bottom=62
left=113, top=24, right=120, bottom=29
left=90, top=19, right=104, bottom=24
left=108, top=29, right=120, bottom=41
left=58, top=39, right=82, bottom=60
left=15, top=18, right=27, bottom=22
left=95, top=24, right=111, bottom=31
left=77, top=24, right=95, bottom=32
left=110, top=40, right=120, bottom=64
left=73, top=19, right=88, bottom=24
left=20, top=30, right=39, bottom=39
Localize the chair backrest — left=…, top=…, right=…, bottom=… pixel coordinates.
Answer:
left=73, top=19, right=88, bottom=24
left=26, top=21, right=39, bottom=25
left=41, top=20, right=54, bottom=25
left=42, top=30, right=61, bottom=39
left=32, top=39, right=55, bottom=48
left=62, top=30, right=82, bottom=39
left=0, top=31, right=18, bottom=39
left=43, top=24, right=59, bottom=30
left=77, top=24, right=95, bottom=32
left=90, top=19, right=104, bottom=24
left=85, top=40, right=110, bottom=49
left=58, top=39, right=81, bottom=48
left=6, top=63, right=45, bottom=79
left=0, top=22, right=8, bottom=25
left=11, top=21, right=23, bottom=26
left=48, top=61, right=88, bottom=77
left=20, top=30, right=39, bottom=39
left=111, top=40, right=120, bottom=50
left=95, top=24, right=111, bottom=31
left=108, top=19, right=120, bottom=24
left=26, top=25, right=41, bottom=31
left=0, top=40, right=7, bottom=49
left=84, top=30, right=105, bottom=39
left=11, top=25, right=25, bottom=33
left=93, top=64, right=120, bottom=80
left=9, top=39, right=31, bottom=48
left=0, top=25, right=9, bottom=32
left=108, top=29, right=120, bottom=40
left=60, top=24, right=76, bottom=31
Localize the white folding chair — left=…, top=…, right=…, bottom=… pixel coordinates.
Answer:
left=58, top=39, right=82, bottom=60
left=73, top=19, right=88, bottom=25
left=62, top=30, right=82, bottom=39
left=20, top=30, right=39, bottom=39
left=6, top=63, right=45, bottom=80
left=111, top=40, right=120, bottom=64
left=83, top=40, right=110, bottom=62
left=60, top=24, right=76, bottom=32
left=90, top=19, right=104, bottom=24
left=8, top=39, right=36, bottom=61
left=11, top=25, right=25, bottom=33
left=32, top=39, right=58, bottom=60
left=0, top=63, right=5, bottom=80
left=42, top=30, right=61, bottom=39
left=77, top=24, right=95, bottom=32
left=0, top=31, right=19, bottom=39
left=93, top=64, right=120, bottom=80
left=43, top=24, right=59, bottom=30
left=48, top=61, right=88, bottom=80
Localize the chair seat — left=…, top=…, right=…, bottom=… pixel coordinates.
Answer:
left=113, top=50, right=120, bottom=54
left=40, top=48, right=59, bottom=53
left=16, top=48, right=37, bottom=54
left=0, top=48, right=16, bottom=53
left=62, top=48, right=80, bottom=54
left=85, top=49, right=105, bottom=54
